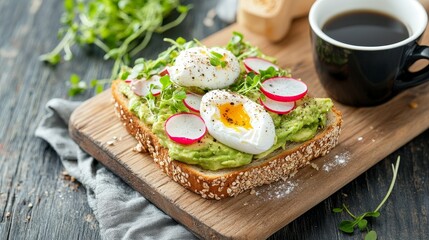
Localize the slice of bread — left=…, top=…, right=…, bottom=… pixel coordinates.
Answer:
left=112, top=80, right=343, bottom=199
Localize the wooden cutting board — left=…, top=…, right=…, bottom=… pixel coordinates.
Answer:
left=69, top=18, right=429, bottom=239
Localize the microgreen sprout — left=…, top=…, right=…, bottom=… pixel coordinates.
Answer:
left=68, top=74, right=87, bottom=96
left=209, top=51, right=228, bottom=68
left=230, top=66, right=290, bottom=96
left=333, top=156, right=401, bottom=240
left=40, top=0, right=191, bottom=96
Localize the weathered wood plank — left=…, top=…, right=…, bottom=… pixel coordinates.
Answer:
left=0, top=0, right=103, bottom=238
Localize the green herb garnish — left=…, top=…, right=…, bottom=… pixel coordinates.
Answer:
left=230, top=66, right=289, bottom=96
left=209, top=51, right=227, bottom=68
left=68, top=74, right=87, bottom=96
left=40, top=0, right=191, bottom=96
left=333, top=156, right=401, bottom=240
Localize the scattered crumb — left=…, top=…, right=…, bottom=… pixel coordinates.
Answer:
left=28, top=203, right=33, bottom=208
left=84, top=213, right=99, bottom=229
left=369, top=126, right=374, bottom=130
left=132, top=143, right=143, bottom=152
left=61, top=171, right=75, bottom=182
left=84, top=214, right=95, bottom=223
left=243, top=202, right=249, bottom=206
left=24, top=216, right=31, bottom=223
left=250, top=188, right=256, bottom=195
left=372, top=139, right=376, bottom=143
left=5, top=212, right=11, bottom=219
left=357, top=137, right=363, bottom=141
left=342, top=192, right=348, bottom=197
left=70, top=182, right=80, bottom=192
left=107, top=136, right=121, bottom=146
left=61, top=170, right=80, bottom=192
left=310, top=163, right=319, bottom=171
left=409, top=101, right=418, bottom=109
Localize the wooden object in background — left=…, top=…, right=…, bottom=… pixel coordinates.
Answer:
left=237, top=0, right=315, bottom=41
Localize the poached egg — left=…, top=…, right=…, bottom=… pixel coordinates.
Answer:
left=167, top=47, right=240, bottom=89
left=200, top=90, right=276, bottom=155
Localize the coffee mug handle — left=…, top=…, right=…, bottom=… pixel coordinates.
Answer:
left=396, top=45, right=429, bottom=90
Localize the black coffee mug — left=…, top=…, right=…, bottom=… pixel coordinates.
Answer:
left=309, top=0, right=429, bottom=107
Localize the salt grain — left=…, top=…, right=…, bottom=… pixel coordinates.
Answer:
left=323, top=152, right=350, bottom=172
left=357, top=137, right=363, bottom=141
left=255, top=180, right=297, bottom=201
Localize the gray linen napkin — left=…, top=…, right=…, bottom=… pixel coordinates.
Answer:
left=35, top=98, right=196, bottom=240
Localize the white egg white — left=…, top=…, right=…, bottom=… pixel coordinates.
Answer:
left=167, top=47, right=240, bottom=89
left=200, top=90, right=276, bottom=155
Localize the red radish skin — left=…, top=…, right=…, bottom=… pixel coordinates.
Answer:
left=243, top=57, right=279, bottom=74
left=260, top=97, right=295, bottom=114
left=164, top=113, right=207, bottom=145
left=159, top=68, right=169, bottom=76
left=261, top=77, right=308, bottom=102
left=183, top=93, right=203, bottom=112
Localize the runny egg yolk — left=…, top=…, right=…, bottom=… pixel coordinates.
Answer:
left=218, top=102, right=252, bottom=130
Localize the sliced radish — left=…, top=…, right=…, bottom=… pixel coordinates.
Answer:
left=164, top=113, right=207, bottom=145
left=260, top=97, right=295, bottom=114
left=183, top=93, right=203, bottom=112
left=125, top=79, right=132, bottom=84
left=131, top=75, right=163, bottom=97
left=260, top=77, right=307, bottom=102
left=159, top=67, right=169, bottom=76
left=243, top=57, right=279, bottom=74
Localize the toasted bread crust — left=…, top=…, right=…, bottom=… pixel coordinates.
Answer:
left=112, top=80, right=342, bottom=199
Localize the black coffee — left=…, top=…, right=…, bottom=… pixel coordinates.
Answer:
left=322, top=10, right=409, bottom=46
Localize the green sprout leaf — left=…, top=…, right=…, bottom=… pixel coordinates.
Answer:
left=160, top=75, right=171, bottom=90
left=364, top=211, right=381, bottom=218
left=332, top=208, right=344, bottom=213
left=333, top=156, right=401, bottom=240
left=358, top=219, right=368, bottom=231
left=339, top=220, right=355, bottom=233
left=209, top=51, right=227, bottom=68
left=210, top=57, right=221, bottom=67
left=365, top=230, right=378, bottom=240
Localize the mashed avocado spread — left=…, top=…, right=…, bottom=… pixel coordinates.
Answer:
left=119, top=82, right=332, bottom=170
left=117, top=33, right=333, bottom=171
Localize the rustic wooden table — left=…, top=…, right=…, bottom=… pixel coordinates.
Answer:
left=1, top=0, right=428, bottom=239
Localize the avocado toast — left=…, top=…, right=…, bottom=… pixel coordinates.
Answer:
left=112, top=33, right=342, bottom=199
